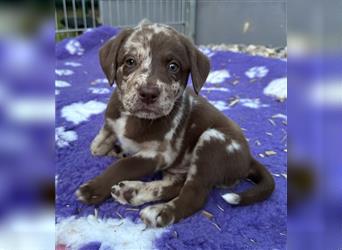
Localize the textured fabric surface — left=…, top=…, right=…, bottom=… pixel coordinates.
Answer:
left=56, top=26, right=287, bottom=250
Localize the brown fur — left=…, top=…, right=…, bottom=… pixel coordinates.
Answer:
left=76, top=22, right=275, bottom=227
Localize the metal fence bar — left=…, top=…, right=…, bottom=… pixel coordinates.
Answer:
left=132, top=0, right=135, bottom=25
left=72, top=0, right=78, bottom=30
left=139, top=0, right=143, bottom=22
left=188, top=0, right=196, bottom=40
left=116, top=0, right=120, bottom=26
left=56, top=0, right=192, bottom=38
left=164, top=0, right=166, bottom=22
left=124, top=0, right=128, bottom=25
left=109, top=0, right=113, bottom=25
left=91, top=0, right=96, bottom=27
left=82, top=0, right=87, bottom=29
left=181, top=0, right=184, bottom=33
left=172, top=0, right=176, bottom=23
left=55, top=10, right=58, bottom=30
left=62, top=0, right=69, bottom=30
left=56, top=28, right=91, bottom=33
left=159, top=0, right=162, bottom=22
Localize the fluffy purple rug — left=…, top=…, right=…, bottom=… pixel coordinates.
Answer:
left=56, top=26, right=287, bottom=250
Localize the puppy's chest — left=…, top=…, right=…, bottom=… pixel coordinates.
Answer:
left=107, top=115, right=171, bottom=155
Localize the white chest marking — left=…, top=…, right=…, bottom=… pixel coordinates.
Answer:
left=107, top=116, right=140, bottom=154
left=107, top=116, right=161, bottom=155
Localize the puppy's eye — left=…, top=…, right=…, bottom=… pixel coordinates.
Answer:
left=125, top=57, right=136, bottom=67
left=168, top=62, right=179, bottom=73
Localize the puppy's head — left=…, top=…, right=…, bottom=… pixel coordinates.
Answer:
left=99, top=22, right=210, bottom=119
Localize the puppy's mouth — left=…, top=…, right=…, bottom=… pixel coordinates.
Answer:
left=133, top=109, right=163, bottom=119
left=129, top=103, right=173, bottom=120
left=135, top=106, right=158, bottom=113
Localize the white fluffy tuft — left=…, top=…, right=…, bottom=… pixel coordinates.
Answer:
left=56, top=216, right=166, bottom=250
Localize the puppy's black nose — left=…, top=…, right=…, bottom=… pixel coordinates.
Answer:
left=138, top=86, right=160, bottom=104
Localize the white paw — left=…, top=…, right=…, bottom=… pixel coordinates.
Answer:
left=90, top=129, right=115, bottom=156
left=139, top=204, right=175, bottom=227
left=111, top=181, right=146, bottom=206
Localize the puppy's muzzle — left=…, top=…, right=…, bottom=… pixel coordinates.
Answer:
left=138, top=86, right=160, bottom=105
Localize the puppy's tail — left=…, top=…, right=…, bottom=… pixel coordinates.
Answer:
left=222, top=158, right=275, bottom=205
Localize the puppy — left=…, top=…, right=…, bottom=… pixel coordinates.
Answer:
left=76, top=21, right=275, bottom=227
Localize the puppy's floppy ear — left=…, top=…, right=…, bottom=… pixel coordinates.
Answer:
left=182, top=37, right=210, bottom=95
left=99, top=29, right=133, bottom=86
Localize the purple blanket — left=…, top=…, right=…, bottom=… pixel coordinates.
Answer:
left=56, top=26, right=287, bottom=250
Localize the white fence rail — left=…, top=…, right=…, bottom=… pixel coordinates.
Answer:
left=55, top=0, right=196, bottom=39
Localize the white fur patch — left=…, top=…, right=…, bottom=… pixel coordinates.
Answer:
left=263, top=77, right=287, bottom=100
left=206, top=70, right=230, bottom=83
left=55, top=127, right=78, bottom=148
left=198, top=129, right=225, bottom=147
left=193, top=129, right=225, bottom=160
left=187, top=164, right=197, bottom=181
left=226, top=140, right=241, bottom=153
left=56, top=216, right=166, bottom=250
left=222, top=193, right=241, bottom=205
left=107, top=116, right=160, bottom=155
left=135, top=149, right=158, bottom=159
left=187, top=129, right=226, bottom=181
left=245, top=66, right=269, bottom=79
left=107, top=116, right=138, bottom=153
left=61, top=100, right=106, bottom=125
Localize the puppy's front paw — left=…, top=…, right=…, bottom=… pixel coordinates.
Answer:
left=76, top=179, right=110, bottom=205
left=111, top=181, right=145, bottom=206
left=106, top=144, right=127, bottom=158
left=140, top=204, right=175, bottom=227
left=90, top=141, right=110, bottom=156
left=90, top=133, right=116, bottom=156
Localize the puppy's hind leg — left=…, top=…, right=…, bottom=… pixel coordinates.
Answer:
left=140, top=130, right=231, bottom=227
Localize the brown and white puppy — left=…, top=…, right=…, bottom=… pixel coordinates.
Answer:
left=76, top=21, right=275, bottom=227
